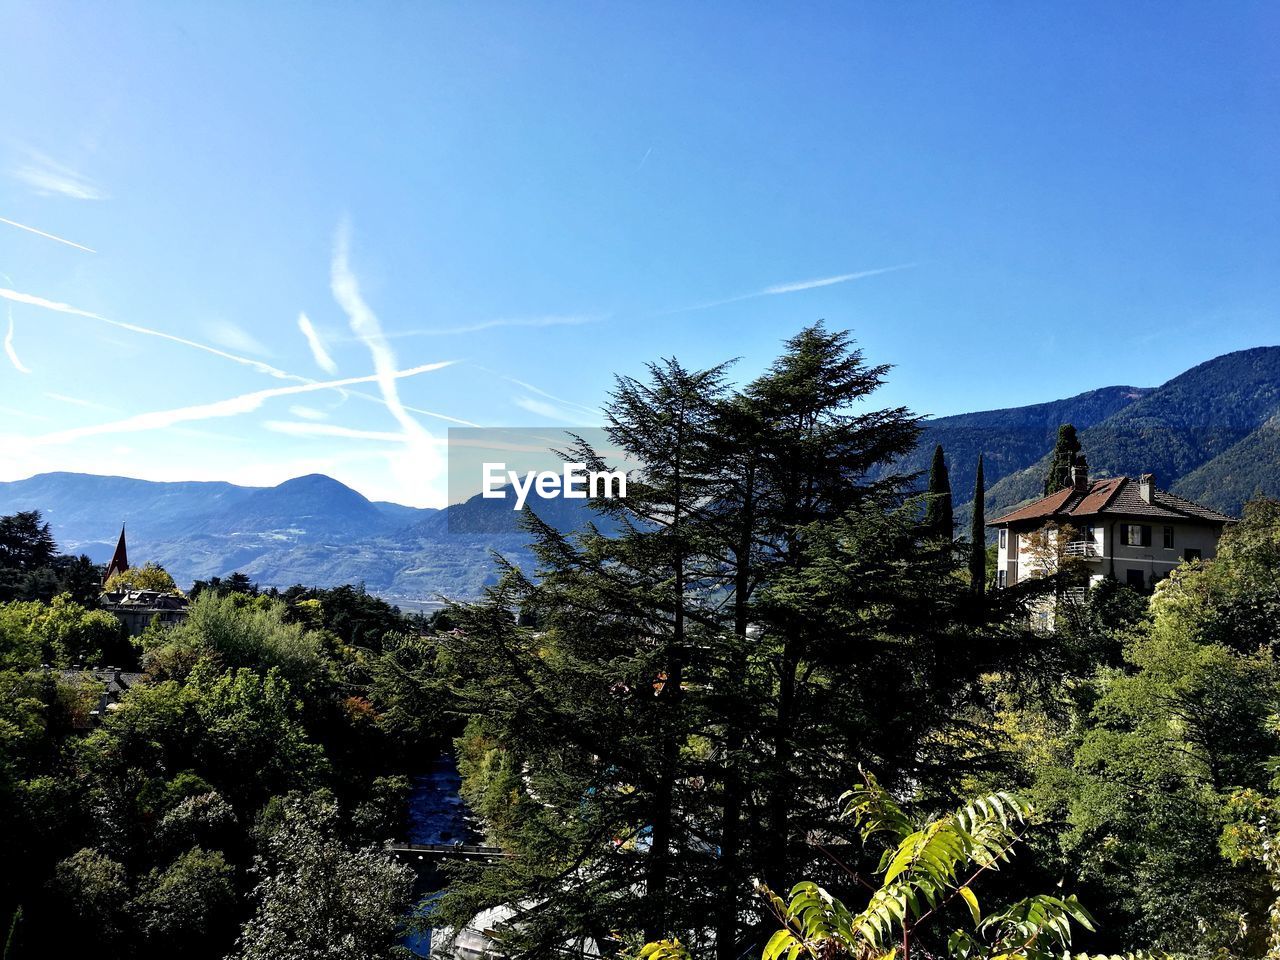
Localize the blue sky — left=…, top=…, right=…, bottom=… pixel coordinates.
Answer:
left=1, top=1, right=1276, bottom=506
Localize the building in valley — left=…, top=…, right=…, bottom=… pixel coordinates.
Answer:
left=98, top=525, right=189, bottom=635
left=988, top=458, right=1234, bottom=591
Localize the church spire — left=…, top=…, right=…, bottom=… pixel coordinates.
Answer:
left=103, top=524, right=128, bottom=586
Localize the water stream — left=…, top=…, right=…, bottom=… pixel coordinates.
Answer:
left=402, top=752, right=481, bottom=957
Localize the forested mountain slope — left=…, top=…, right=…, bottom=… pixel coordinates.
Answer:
left=970, top=346, right=1280, bottom=526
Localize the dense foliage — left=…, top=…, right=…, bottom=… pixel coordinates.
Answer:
left=0, top=510, right=103, bottom=605
left=1, top=331, right=1277, bottom=960
left=1043, top=425, right=1082, bottom=497
left=996, top=498, right=1280, bottom=956
left=0, top=520, right=447, bottom=959
left=437, top=330, right=1279, bottom=960
left=104, top=562, right=180, bottom=594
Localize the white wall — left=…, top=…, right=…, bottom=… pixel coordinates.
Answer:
left=995, top=519, right=1223, bottom=588
left=1103, top=519, right=1222, bottom=587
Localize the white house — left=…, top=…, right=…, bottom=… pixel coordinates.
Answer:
left=988, top=459, right=1234, bottom=591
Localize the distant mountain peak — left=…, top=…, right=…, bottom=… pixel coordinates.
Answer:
left=271, top=473, right=368, bottom=497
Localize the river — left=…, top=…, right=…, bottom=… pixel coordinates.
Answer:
left=402, top=752, right=481, bottom=957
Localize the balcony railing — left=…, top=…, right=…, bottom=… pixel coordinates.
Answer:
left=1062, top=541, right=1101, bottom=559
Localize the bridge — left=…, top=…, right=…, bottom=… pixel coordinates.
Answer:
left=387, top=842, right=511, bottom=861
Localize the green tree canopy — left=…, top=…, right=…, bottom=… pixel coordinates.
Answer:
left=233, top=792, right=413, bottom=960
left=104, top=562, right=179, bottom=594
left=1043, top=424, right=1082, bottom=497
left=925, top=443, right=954, bottom=540
left=969, top=453, right=986, bottom=595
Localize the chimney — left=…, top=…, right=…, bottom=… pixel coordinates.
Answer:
left=1071, top=455, right=1089, bottom=492
left=1139, top=472, right=1155, bottom=504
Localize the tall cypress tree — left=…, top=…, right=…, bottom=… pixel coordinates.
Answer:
left=970, top=454, right=986, bottom=595
left=924, top=444, right=953, bottom=540
left=1043, top=424, right=1081, bottom=496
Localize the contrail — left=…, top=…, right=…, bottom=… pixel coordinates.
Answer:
left=262, top=421, right=409, bottom=442
left=4, top=306, right=31, bottom=373
left=298, top=311, right=338, bottom=373
left=0, top=216, right=96, bottom=253
left=762, top=264, right=914, bottom=294
left=0, top=282, right=475, bottom=427
left=331, top=223, right=430, bottom=444
left=0, top=286, right=302, bottom=381
left=660, top=262, right=917, bottom=315
left=15, top=361, right=453, bottom=447
left=492, top=370, right=600, bottom=419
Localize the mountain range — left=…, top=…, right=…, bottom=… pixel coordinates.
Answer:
left=2, top=346, right=1277, bottom=602
left=913, top=345, right=1280, bottom=530
left=0, top=471, right=607, bottom=605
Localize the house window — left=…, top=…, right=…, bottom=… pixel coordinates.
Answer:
left=1122, top=523, right=1151, bottom=547
left=997, top=570, right=1006, bottom=589
left=1125, top=569, right=1146, bottom=588
left=1184, top=548, right=1202, bottom=563
left=999, top=529, right=1007, bottom=550
left=1163, top=526, right=1174, bottom=548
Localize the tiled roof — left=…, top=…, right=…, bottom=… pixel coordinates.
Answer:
left=988, top=476, right=1234, bottom=526
left=985, top=485, right=1079, bottom=526
left=1072, top=477, right=1125, bottom=515
left=1153, top=489, right=1235, bottom=523
left=1092, top=482, right=1188, bottom=521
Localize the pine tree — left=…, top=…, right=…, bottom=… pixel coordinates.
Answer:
left=743, top=324, right=921, bottom=894
left=435, top=326, right=994, bottom=957
left=924, top=444, right=953, bottom=540
left=970, top=454, right=986, bottom=595
left=435, top=358, right=732, bottom=954
left=1044, top=424, right=1081, bottom=496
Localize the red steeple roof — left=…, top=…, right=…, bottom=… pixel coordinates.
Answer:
left=103, top=525, right=128, bottom=585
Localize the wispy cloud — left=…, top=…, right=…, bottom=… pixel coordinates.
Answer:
left=288, top=404, right=329, bottom=421
left=390, top=401, right=484, bottom=428
left=205, top=318, right=271, bottom=356
left=12, top=362, right=452, bottom=447
left=513, top=395, right=580, bottom=423
left=297, top=312, right=338, bottom=373
left=0, top=286, right=303, bottom=382
left=761, top=265, right=914, bottom=294
left=0, top=216, right=96, bottom=253
left=330, top=222, right=445, bottom=487
left=0, top=282, right=478, bottom=431
left=262, top=421, right=408, bottom=442
left=332, top=224, right=429, bottom=442
left=10, top=152, right=107, bottom=200
left=4, top=306, right=31, bottom=373
left=44, top=392, right=115, bottom=412
left=334, top=314, right=596, bottom=340
left=663, top=262, right=917, bottom=315
left=492, top=370, right=599, bottom=420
